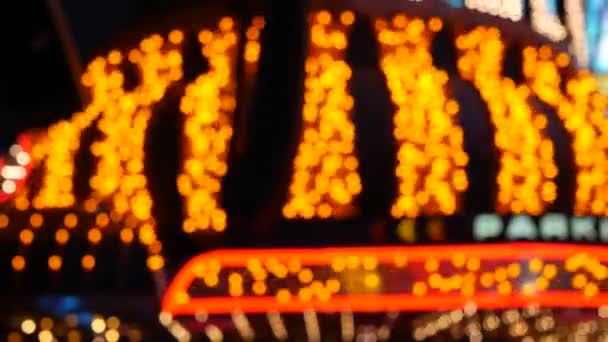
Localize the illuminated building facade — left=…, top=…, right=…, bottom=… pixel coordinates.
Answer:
left=1, top=0, right=608, bottom=340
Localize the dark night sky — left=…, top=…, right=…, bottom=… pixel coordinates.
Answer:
left=0, top=0, right=231, bottom=149
left=0, top=1, right=77, bottom=148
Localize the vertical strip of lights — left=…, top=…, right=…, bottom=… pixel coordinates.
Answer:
left=283, top=10, right=361, bottom=219
left=232, top=16, right=265, bottom=158
left=178, top=17, right=238, bottom=233
left=89, top=32, right=184, bottom=269
left=375, top=15, right=469, bottom=218
left=244, top=16, right=265, bottom=71
left=456, top=27, right=558, bottom=214
left=31, top=57, right=117, bottom=209
left=523, top=46, right=608, bottom=215
left=529, top=0, right=567, bottom=42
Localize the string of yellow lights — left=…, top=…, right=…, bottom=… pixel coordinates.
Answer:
left=523, top=46, right=608, bottom=215
left=283, top=10, right=361, bottom=219
left=456, top=27, right=558, bottom=215
left=178, top=17, right=239, bottom=233
left=244, top=16, right=265, bottom=67
left=375, top=15, right=469, bottom=218
left=87, top=31, right=184, bottom=269
left=30, top=58, right=117, bottom=209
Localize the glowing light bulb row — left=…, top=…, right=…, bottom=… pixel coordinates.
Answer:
left=523, top=46, right=608, bottom=215
left=412, top=306, right=561, bottom=341
left=178, top=17, right=238, bottom=233
left=2, top=193, right=153, bottom=273
left=376, top=16, right=469, bottom=218
left=283, top=10, right=361, bottom=219
left=456, top=27, right=558, bottom=214
left=14, top=314, right=131, bottom=342
left=7, top=212, right=159, bottom=273
left=9, top=209, right=130, bottom=272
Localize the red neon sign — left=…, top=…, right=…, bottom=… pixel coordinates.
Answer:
left=162, top=243, right=608, bottom=315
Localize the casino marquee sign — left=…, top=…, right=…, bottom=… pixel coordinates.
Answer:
left=1, top=3, right=608, bottom=337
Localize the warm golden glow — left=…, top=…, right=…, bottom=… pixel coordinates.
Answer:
left=55, top=228, right=70, bottom=245
left=283, top=11, right=360, bottom=219
left=456, top=27, right=557, bottom=214
left=11, top=255, right=25, bottom=271
left=19, top=229, right=34, bottom=245
left=48, top=255, right=62, bottom=271
left=523, top=46, right=608, bottom=215
left=30, top=213, right=43, bottom=227
left=14, top=192, right=30, bottom=211
left=375, top=16, right=468, bottom=218
left=147, top=254, right=165, bottom=271
left=0, top=213, right=9, bottom=228
left=178, top=17, right=238, bottom=233
left=63, top=213, right=78, bottom=228
left=120, top=228, right=135, bottom=244
left=244, top=16, right=264, bottom=64
left=88, top=228, right=102, bottom=244
left=86, top=32, right=183, bottom=262
left=4, top=31, right=185, bottom=273
left=31, top=52, right=128, bottom=209
left=89, top=33, right=182, bottom=215
left=82, top=254, right=96, bottom=271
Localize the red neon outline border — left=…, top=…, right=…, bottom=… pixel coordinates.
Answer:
left=162, top=243, right=608, bottom=315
